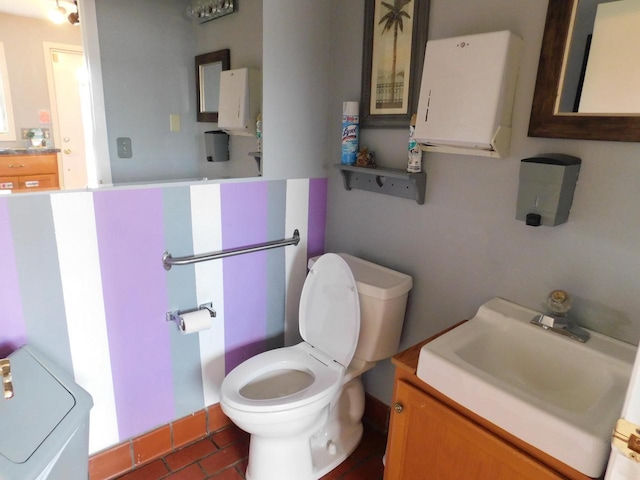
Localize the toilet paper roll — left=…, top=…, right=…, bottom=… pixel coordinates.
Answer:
left=179, top=309, right=212, bottom=334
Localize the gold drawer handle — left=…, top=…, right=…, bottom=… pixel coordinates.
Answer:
left=8, top=164, right=25, bottom=168
left=394, top=402, right=404, bottom=414
left=0, top=359, right=13, bottom=400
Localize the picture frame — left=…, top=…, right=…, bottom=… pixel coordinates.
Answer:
left=361, top=0, right=430, bottom=129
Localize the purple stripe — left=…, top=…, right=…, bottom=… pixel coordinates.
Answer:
left=307, top=178, right=328, bottom=258
left=0, top=198, right=26, bottom=357
left=94, top=189, right=173, bottom=440
left=221, top=182, right=269, bottom=372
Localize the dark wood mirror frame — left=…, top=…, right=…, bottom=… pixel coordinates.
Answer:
left=528, top=0, right=640, bottom=142
left=196, top=49, right=230, bottom=123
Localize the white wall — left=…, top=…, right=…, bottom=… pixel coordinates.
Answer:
left=326, top=0, right=640, bottom=404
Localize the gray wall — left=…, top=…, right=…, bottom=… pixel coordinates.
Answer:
left=196, top=0, right=263, bottom=179
left=326, top=0, right=640, bottom=404
left=97, top=0, right=198, bottom=184
left=0, top=13, right=82, bottom=148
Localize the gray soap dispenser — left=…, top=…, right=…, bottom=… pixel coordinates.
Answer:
left=516, top=153, right=581, bottom=227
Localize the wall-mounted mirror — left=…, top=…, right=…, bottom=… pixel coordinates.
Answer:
left=529, top=0, right=640, bottom=142
left=196, top=49, right=230, bottom=123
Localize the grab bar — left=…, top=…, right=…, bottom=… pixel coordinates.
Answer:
left=162, top=229, right=300, bottom=270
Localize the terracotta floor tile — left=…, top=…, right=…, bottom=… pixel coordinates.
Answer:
left=207, top=466, right=245, bottom=480
left=211, top=425, right=249, bottom=448
left=173, top=410, right=208, bottom=449
left=132, top=426, right=172, bottom=466
left=89, top=442, right=133, bottom=480
left=164, top=438, right=218, bottom=472
left=199, top=442, right=249, bottom=475
left=117, top=459, right=169, bottom=480
left=164, top=463, right=207, bottom=480
left=207, top=404, right=232, bottom=433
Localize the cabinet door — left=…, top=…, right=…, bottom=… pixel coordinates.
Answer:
left=0, top=176, right=17, bottom=191
left=19, top=174, right=59, bottom=191
left=385, top=380, right=562, bottom=480
left=0, top=154, right=57, bottom=176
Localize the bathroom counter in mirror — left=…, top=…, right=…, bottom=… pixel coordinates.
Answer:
left=0, top=151, right=60, bottom=193
left=384, top=327, right=593, bottom=480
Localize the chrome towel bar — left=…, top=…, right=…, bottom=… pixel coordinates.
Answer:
left=162, top=229, right=300, bottom=270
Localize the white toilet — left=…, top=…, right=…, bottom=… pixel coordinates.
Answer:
left=220, top=253, right=412, bottom=480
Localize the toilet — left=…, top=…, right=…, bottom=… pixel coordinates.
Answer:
left=220, top=253, right=412, bottom=480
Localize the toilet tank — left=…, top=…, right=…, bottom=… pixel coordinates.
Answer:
left=308, top=253, right=413, bottom=362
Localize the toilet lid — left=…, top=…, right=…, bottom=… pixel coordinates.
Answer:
left=299, top=253, right=360, bottom=367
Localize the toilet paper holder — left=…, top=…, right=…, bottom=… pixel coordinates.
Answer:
left=166, top=302, right=216, bottom=326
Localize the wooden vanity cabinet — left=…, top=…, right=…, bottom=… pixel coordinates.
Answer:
left=0, top=153, right=59, bottom=193
left=384, top=337, right=595, bottom=480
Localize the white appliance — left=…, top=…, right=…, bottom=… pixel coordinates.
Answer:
left=606, top=345, right=640, bottom=479
left=414, top=30, right=522, bottom=158
left=218, top=68, right=261, bottom=136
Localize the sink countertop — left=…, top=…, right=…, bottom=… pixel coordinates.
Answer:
left=0, top=148, right=60, bottom=155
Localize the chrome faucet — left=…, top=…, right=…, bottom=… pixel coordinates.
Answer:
left=529, top=290, right=591, bottom=343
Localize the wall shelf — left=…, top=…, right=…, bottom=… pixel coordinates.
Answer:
left=248, top=152, right=262, bottom=175
left=335, top=164, right=426, bottom=205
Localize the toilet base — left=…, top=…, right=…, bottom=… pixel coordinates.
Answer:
left=310, top=376, right=366, bottom=478
left=242, top=376, right=368, bottom=480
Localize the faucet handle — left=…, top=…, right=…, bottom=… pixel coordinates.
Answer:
left=0, top=359, right=14, bottom=400
left=547, top=289, right=573, bottom=315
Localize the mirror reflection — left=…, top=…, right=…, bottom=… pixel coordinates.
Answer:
left=529, top=0, right=640, bottom=142
left=0, top=0, right=262, bottom=194
left=196, top=49, right=230, bottom=123
left=558, top=0, right=640, bottom=115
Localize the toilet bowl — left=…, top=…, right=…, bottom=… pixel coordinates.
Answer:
left=220, top=253, right=412, bottom=480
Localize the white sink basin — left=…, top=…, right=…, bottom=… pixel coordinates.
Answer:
left=417, top=297, right=636, bottom=478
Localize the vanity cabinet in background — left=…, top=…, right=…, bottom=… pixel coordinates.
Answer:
left=384, top=337, right=594, bottom=480
left=0, top=153, right=59, bottom=193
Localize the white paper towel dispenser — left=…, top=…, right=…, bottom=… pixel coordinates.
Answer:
left=218, top=68, right=261, bottom=136
left=414, top=31, right=522, bottom=158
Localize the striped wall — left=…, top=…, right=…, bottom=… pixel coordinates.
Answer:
left=0, top=178, right=327, bottom=454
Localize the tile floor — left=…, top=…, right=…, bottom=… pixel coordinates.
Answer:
left=115, top=421, right=386, bottom=480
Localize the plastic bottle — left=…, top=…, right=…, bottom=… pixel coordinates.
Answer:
left=341, top=101, right=359, bottom=165
left=256, top=113, right=262, bottom=152
left=407, top=114, right=421, bottom=173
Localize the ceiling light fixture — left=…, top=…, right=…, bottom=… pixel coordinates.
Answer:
left=67, top=1, right=80, bottom=25
left=48, top=0, right=67, bottom=24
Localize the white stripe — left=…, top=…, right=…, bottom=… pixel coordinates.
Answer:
left=284, top=179, right=309, bottom=346
left=190, top=184, right=226, bottom=405
left=50, top=192, right=119, bottom=453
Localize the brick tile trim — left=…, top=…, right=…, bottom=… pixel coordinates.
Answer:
left=89, top=396, right=389, bottom=480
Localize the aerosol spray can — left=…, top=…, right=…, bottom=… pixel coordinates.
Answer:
left=407, top=114, right=422, bottom=173
left=341, top=101, right=359, bottom=165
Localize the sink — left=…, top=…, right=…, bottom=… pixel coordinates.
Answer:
left=417, top=297, right=636, bottom=477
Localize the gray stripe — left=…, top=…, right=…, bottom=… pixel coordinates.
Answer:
left=266, top=180, right=287, bottom=350
left=8, top=195, right=73, bottom=376
left=163, top=186, right=204, bottom=416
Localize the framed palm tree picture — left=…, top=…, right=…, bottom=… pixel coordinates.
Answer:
left=361, top=0, right=429, bottom=128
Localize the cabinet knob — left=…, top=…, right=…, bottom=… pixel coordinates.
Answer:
left=394, top=402, right=404, bottom=414
left=64, top=149, right=72, bottom=155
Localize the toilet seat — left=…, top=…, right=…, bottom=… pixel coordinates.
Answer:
left=221, top=343, right=344, bottom=413
left=221, top=254, right=360, bottom=414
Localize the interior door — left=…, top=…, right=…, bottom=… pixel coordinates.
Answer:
left=606, top=346, right=640, bottom=479
left=45, top=43, right=89, bottom=190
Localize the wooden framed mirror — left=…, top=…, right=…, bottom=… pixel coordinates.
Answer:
left=196, top=49, right=230, bottom=123
left=529, top=0, right=640, bottom=142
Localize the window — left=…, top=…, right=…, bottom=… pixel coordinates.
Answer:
left=0, top=42, right=16, bottom=141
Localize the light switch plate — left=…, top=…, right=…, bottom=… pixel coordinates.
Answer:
left=117, top=137, right=133, bottom=158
